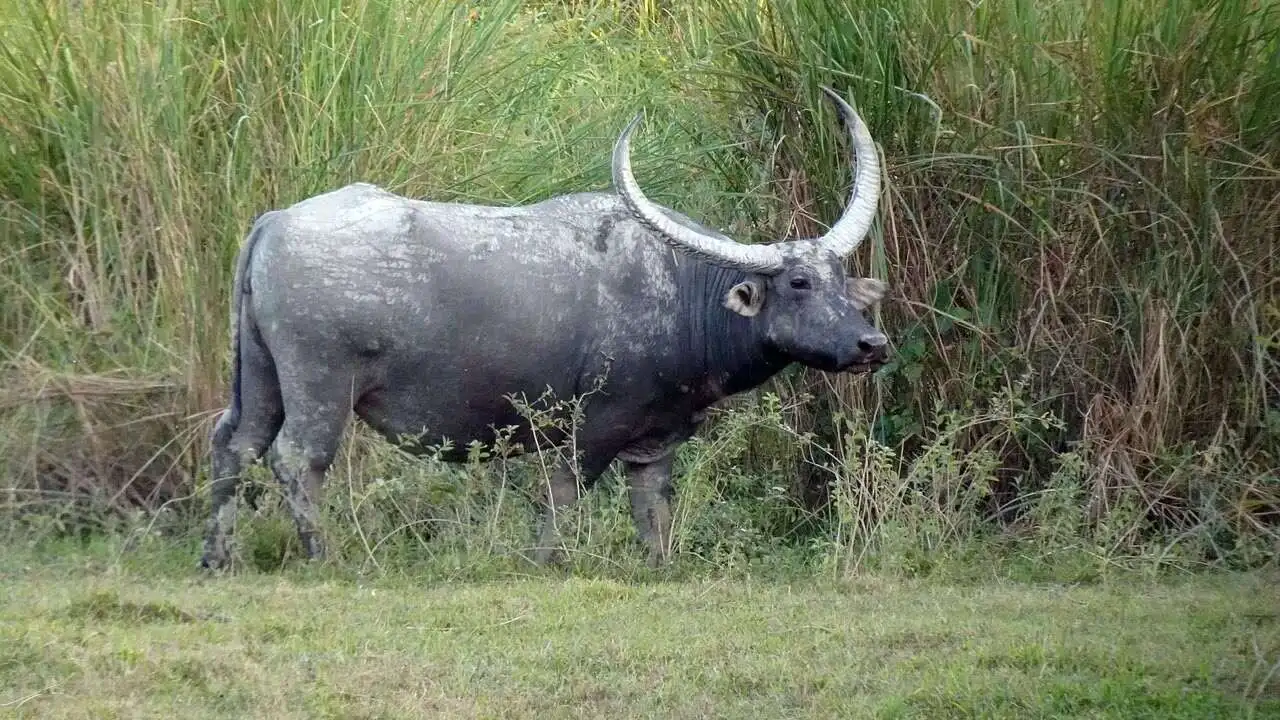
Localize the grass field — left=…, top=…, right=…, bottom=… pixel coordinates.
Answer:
left=1, top=542, right=1278, bottom=718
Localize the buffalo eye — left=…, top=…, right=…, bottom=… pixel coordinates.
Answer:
left=789, top=277, right=812, bottom=290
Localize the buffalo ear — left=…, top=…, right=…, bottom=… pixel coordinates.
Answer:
left=847, top=277, right=887, bottom=310
left=723, top=280, right=764, bottom=317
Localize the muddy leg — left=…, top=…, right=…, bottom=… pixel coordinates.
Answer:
left=200, top=333, right=283, bottom=570
left=625, top=454, right=676, bottom=567
left=267, top=412, right=347, bottom=562
left=201, top=419, right=282, bottom=569
left=533, top=445, right=622, bottom=566
left=533, top=455, right=582, bottom=566
left=201, top=414, right=244, bottom=570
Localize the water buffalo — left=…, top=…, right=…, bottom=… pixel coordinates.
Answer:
left=201, top=87, right=889, bottom=570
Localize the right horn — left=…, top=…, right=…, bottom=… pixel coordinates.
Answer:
left=612, top=113, right=787, bottom=275
left=810, top=86, right=882, bottom=258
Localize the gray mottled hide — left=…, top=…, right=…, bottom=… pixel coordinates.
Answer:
left=201, top=181, right=889, bottom=570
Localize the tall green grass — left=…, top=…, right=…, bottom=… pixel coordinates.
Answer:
left=2, top=0, right=1276, bottom=575
left=0, top=0, right=711, bottom=509
left=702, top=0, right=1279, bottom=568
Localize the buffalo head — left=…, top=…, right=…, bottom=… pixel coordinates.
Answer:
left=613, top=86, right=890, bottom=373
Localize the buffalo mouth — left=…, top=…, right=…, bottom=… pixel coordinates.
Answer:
left=791, top=348, right=887, bottom=374
left=840, top=357, right=888, bottom=374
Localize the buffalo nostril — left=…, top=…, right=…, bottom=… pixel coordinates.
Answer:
left=857, top=332, right=887, bottom=354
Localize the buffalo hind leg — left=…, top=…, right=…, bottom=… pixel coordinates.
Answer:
left=625, top=454, right=676, bottom=567
left=267, top=407, right=349, bottom=562
left=202, top=415, right=246, bottom=569
left=201, top=335, right=283, bottom=570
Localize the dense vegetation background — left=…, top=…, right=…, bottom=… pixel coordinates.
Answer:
left=2, top=0, right=1277, bottom=577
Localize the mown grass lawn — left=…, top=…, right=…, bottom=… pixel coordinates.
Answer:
left=1, top=544, right=1277, bottom=719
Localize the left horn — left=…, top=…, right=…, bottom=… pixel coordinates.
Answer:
left=807, top=86, right=881, bottom=258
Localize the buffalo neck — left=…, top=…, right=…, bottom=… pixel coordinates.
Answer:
left=673, top=259, right=789, bottom=404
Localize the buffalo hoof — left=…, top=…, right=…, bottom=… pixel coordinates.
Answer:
left=199, top=553, right=229, bottom=572
left=532, top=545, right=567, bottom=567
left=200, top=536, right=232, bottom=572
left=299, top=532, right=326, bottom=563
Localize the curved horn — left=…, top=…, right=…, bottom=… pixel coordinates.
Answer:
left=612, top=113, right=786, bottom=275
left=807, top=86, right=881, bottom=258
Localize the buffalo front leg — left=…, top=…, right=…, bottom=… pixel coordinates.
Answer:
left=533, top=458, right=580, bottom=566
left=625, top=454, right=676, bottom=567
left=533, top=445, right=620, bottom=566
